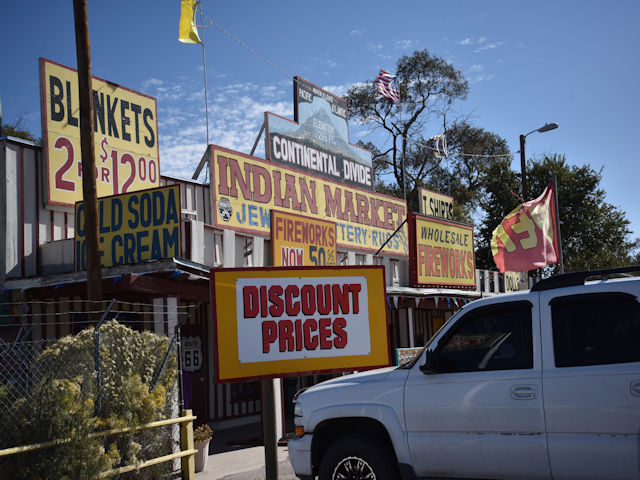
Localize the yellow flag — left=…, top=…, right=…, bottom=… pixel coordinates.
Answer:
left=179, top=0, right=201, bottom=44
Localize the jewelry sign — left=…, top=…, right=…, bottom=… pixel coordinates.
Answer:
left=211, top=266, right=391, bottom=382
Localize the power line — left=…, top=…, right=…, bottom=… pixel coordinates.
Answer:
left=202, top=18, right=511, bottom=159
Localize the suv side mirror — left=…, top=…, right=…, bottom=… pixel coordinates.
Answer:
left=420, top=349, right=440, bottom=374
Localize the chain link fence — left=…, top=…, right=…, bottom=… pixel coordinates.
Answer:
left=0, top=299, right=191, bottom=479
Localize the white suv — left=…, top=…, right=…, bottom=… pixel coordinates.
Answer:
left=289, top=266, right=640, bottom=480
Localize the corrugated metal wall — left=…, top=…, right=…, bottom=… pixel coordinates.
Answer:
left=0, top=138, right=210, bottom=281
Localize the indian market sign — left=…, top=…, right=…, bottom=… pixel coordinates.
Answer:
left=211, top=266, right=391, bottom=382
left=272, top=210, right=337, bottom=266
left=419, top=188, right=454, bottom=220
left=208, top=145, right=408, bottom=256
left=408, top=211, right=476, bottom=289
left=39, top=58, right=160, bottom=208
left=265, top=77, right=374, bottom=190
left=74, top=185, right=181, bottom=270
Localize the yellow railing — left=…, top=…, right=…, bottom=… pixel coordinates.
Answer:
left=0, top=409, right=198, bottom=480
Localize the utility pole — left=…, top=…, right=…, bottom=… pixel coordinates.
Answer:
left=519, top=134, right=528, bottom=201
left=73, top=0, right=103, bottom=315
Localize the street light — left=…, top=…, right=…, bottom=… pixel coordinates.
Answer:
left=519, top=122, right=558, bottom=200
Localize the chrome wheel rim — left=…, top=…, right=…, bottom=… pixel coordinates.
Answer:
left=332, top=455, right=376, bottom=480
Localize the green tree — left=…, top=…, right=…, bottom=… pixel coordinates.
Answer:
left=346, top=49, right=468, bottom=202
left=1, top=112, right=38, bottom=143
left=477, top=154, right=639, bottom=272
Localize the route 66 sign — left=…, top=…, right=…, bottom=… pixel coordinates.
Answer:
left=182, top=335, right=203, bottom=372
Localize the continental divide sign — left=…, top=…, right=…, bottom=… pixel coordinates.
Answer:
left=211, top=266, right=391, bottom=382
left=208, top=144, right=408, bottom=256
left=39, top=58, right=160, bottom=208
left=265, top=77, right=374, bottom=190
left=74, top=185, right=181, bottom=270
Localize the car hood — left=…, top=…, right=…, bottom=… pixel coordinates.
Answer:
left=300, top=366, right=402, bottom=396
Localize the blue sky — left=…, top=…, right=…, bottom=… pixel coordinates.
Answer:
left=2, top=1, right=639, bottom=239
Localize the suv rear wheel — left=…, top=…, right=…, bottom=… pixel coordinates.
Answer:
left=318, top=434, right=399, bottom=480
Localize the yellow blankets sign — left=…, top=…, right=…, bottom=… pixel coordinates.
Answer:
left=209, top=145, right=408, bottom=255
left=408, top=211, right=476, bottom=289
left=39, top=58, right=160, bottom=208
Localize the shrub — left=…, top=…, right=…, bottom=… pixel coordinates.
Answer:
left=0, top=320, right=177, bottom=479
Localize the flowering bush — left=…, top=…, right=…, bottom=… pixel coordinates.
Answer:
left=194, top=424, right=213, bottom=443
left=0, top=320, right=177, bottom=479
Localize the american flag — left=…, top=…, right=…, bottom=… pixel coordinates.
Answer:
left=375, top=69, right=400, bottom=102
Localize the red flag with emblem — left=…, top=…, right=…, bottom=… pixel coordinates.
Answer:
left=491, top=182, right=559, bottom=273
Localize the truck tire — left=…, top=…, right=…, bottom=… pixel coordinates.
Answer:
left=318, top=434, right=400, bottom=480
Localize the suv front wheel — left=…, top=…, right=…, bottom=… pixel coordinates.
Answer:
left=318, top=434, right=399, bottom=480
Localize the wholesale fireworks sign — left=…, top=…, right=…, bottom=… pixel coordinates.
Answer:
left=211, top=266, right=390, bottom=382
left=272, top=210, right=337, bottom=266
left=408, top=211, right=476, bottom=289
left=209, top=144, right=408, bottom=256
left=74, top=185, right=180, bottom=270
left=39, top=58, right=160, bottom=208
left=265, top=77, right=374, bottom=190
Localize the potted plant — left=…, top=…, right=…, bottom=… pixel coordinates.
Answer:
left=193, top=424, right=213, bottom=472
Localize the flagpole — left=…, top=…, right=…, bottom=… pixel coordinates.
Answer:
left=552, top=174, right=565, bottom=273
left=199, top=1, right=210, bottom=146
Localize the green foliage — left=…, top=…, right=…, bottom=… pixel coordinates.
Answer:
left=346, top=49, right=468, bottom=192
left=1, top=113, right=39, bottom=143
left=477, top=154, right=639, bottom=272
left=0, top=321, right=177, bottom=479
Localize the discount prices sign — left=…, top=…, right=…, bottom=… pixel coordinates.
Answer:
left=211, top=266, right=390, bottom=382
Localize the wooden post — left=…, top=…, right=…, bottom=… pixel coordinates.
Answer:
left=180, top=409, right=196, bottom=480
left=261, top=379, right=279, bottom=480
left=73, top=0, right=103, bottom=315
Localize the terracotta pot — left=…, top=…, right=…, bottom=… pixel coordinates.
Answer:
left=194, top=439, right=211, bottom=472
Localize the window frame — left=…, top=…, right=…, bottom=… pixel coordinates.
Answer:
left=550, top=292, right=640, bottom=368
left=433, top=300, right=534, bottom=373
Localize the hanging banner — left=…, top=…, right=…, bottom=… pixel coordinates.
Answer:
left=409, top=211, right=476, bottom=289
left=39, top=58, right=160, bottom=208
left=74, top=185, right=180, bottom=270
left=208, top=145, right=408, bottom=256
left=265, top=77, right=374, bottom=190
left=211, top=266, right=391, bottom=382
left=491, top=181, right=558, bottom=273
left=272, top=210, right=337, bottom=266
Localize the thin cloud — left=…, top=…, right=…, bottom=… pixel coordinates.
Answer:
left=475, top=41, right=506, bottom=52
left=395, top=39, right=416, bottom=49
left=459, top=38, right=473, bottom=46
left=350, top=29, right=364, bottom=36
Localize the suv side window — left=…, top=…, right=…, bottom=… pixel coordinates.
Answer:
left=436, top=301, right=533, bottom=373
left=551, top=293, right=640, bottom=367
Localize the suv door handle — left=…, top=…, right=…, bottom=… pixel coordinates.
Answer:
left=511, top=385, right=538, bottom=400
left=631, top=381, right=640, bottom=397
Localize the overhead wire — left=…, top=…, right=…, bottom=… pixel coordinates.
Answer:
left=203, top=15, right=511, bottom=158
left=203, top=17, right=512, bottom=161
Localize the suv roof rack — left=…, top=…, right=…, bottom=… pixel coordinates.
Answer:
left=531, top=265, right=640, bottom=292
